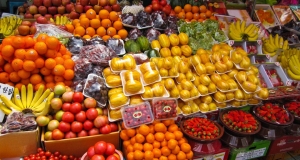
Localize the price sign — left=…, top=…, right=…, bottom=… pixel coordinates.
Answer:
left=0, top=83, right=14, bottom=122
left=274, top=62, right=281, bottom=66
left=257, top=40, right=262, bottom=45
left=286, top=80, right=292, bottom=86
left=228, top=40, right=235, bottom=46
left=266, top=54, right=271, bottom=59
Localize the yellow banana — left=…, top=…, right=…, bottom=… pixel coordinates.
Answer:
left=34, top=92, right=54, bottom=113
left=240, top=21, right=246, bottom=33
left=282, top=40, right=289, bottom=50
left=262, top=47, right=276, bottom=57
left=287, top=69, right=300, bottom=80
left=33, top=93, right=54, bottom=116
left=0, top=102, right=12, bottom=115
left=248, top=34, right=258, bottom=41
left=280, top=55, right=288, bottom=68
left=235, top=21, right=241, bottom=33
left=0, top=95, right=22, bottom=111
left=274, top=34, right=279, bottom=48
left=263, top=41, right=277, bottom=53
left=21, top=85, right=27, bottom=109
left=244, top=24, right=254, bottom=34
left=29, top=85, right=44, bottom=108
left=268, top=34, right=277, bottom=49
left=14, top=88, right=24, bottom=109
left=247, top=27, right=259, bottom=38
left=31, top=89, right=51, bottom=108
left=289, top=56, right=300, bottom=75
left=229, top=32, right=243, bottom=40
left=279, top=37, right=283, bottom=48
left=26, top=84, right=33, bottom=108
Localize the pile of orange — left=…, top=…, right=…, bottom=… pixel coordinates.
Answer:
left=67, top=9, right=128, bottom=41
left=256, top=9, right=274, bottom=24
left=0, top=34, right=75, bottom=90
left=120, top=119, right=193, bottom=160
left=174, top=4, right=216, bottom=22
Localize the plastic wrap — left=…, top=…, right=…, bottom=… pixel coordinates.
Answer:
left=34, top=24, right=73, bottom=45
left=1, top=112, right=37, bottom=134
left=87, top=36, right=106, bottom=46
left=128, top=28, right=143, bottom=40
left=67, top=36, right=88, bottom=55
left=106, top=38, right=126, bottom=55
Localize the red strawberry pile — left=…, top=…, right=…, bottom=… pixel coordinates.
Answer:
left=255, top=103, right=290, bottom=124
left=222, top=110, right=259, bottom=133
left=182, top=117, right=220, bottom=140
left=285, top=101, right=300, bottom=117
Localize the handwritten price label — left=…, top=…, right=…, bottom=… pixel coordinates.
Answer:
left=286, top=80, right=292, bottom=86
left=275, top=62, right=281, bottom=66
left=228, top=40, right=234, bottom=46
left=266, top=54, right=271, bottom=59
left=257, top=40, right=262, bottom=45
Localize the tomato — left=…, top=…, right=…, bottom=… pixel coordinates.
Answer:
left=99, top=124, right=111, bottom=134
left=37, top=148, right=43, bottom=152
left=94, top=115, right=108, bottom=128
left=89, top=128, right=100, bottom=136
left=106, top=155, right=118, bottom=160
left=84, top=97, right=97, bottom=108
left=45, top=151, right=51, bottom=157
left=62, top=112, right=75, bottom=123
left=62, top=103, right=71, bottom=112
left=72, top=92, right=84, bottom=103
left=105, top=143, right=116, bottom=156
left=58, top=121, right=71, bottom=132
left=71, top=121, right=83, bottom=133
left=162, top=7, right=171, bottom=15
left=75, top=111, right=86, bottom=122
left=52, top=129, right=64, bottom=140
left=70, top=102, right=82, bottom=114
left=39, top=151, right=44, bottom=156
left=91, top=155, right=105, bottom=160
left=65, top=131, right=77, bottom=139
left=160, top=0, right=167, bottom=6
left=144, top=6, right=152, bottom=13
left=62, top=155, right=68, bottom=160
left=109, top=123, right=118, bottom=132
left=86, top=108, right=98, bottom=120
left=94, top=141, right=107, bottom=155
left=77, top=130, right=88, bottom=137
left=87, top=146, right=95, bottom=158
left=152, top=3, right=160, bottom=11
left=169, top=10, right=176, bottom=16
left=69, top=155, right=74, bottom=160
left=83, top=120, right=94, bottom=131
left=152, top=0, right=159, bottom=5
left=24, top=157, right=30, bottom=160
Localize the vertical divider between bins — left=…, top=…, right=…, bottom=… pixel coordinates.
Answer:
left=259, top=65, right=274, bottom=88
left=275, top=64, right=291, bottom=86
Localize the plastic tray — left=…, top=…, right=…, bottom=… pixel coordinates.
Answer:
left=83, top=74, right=107, bottom=107
left=290, top=5, right=300, bottom=21
left=262, top=63, right=290, bottom=87
left=220, top=130, right=254, bottom=148
left=103, top=74, right=122, bottom=88
left=213, top=97, right=234, bottom=103
left=229, top=100, right=248, bottom=108
left=141, top=84, right=170, bottom=101
left=152, top=98, right=178, bottom=120
left=120, top=70, right=145, bottom=96
left=108, top=109, right=123, bottom=122
left=109, top=55, right=137, bottom=73
left=121, top=101, right=154, bottom=129
left=234, top=75, right=261, bottom=94
left=179, top=87, right=201, bottom=102
left=272, top=5, right=296, bottom=25
left=254, top=4, right=281, bottom=29
left=247, top=99, right=262, bottom=105
left=229, top=51, right=250, bottom=70
left=108, top=96, right=130, bottom=111
left=137, top=64, right=162, bottom=86
left=137, top=22, right=154, bottom=29
left=122, top=22, right=137, bottom=28
left=216, top=86, right=238, bottom=93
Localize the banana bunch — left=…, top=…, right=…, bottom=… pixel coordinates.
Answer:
left=229, top=21, right=260, bottom=41
left=50, top=16, right=72, bottom=26
left=278, top=48, right=300, bottom=80
left=0, top=84, right=54, bottom=116
left=262, top=34, right=289, bottom=57
left=0, top=15, right=22, bottom=38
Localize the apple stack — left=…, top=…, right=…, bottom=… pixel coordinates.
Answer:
left=37, top=88, right=118, bottom=140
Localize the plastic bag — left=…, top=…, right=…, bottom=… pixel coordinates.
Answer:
left=34, top=24, right=73, bottom=45
left=88, top=36, right=106, bottom=46
left=107, top=38, right=126, bottom=55
left=1, top=112, right=37, bottom=134
left=72, top=78, right=86, bottom=92
left=128, top=28, right=143, bottom=40
left=74, top=58, right=94, bottom=79
left=67, top=36, right=88, bottom=55
left=79, top=44, right=118, bottom=67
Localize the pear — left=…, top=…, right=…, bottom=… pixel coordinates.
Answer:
left=257, top=88, right=269, bottom=99
left=234, top=89, right=244, bottom=100
left=179, top=61, right=189, bottom=73
left=181, top=105, right=192, bottom=114
left=208, top=83, right=217, bottom=93
left=199, top=103, right=209, bottom=112
left=240, top=56, right=251, bottom=69
left=186, top=71, right=194, bottom=81
left=208, top=103, right=217, bottom=111
left=247, top=74, right=259, bottom=85
left=195, top=63, right=207, bottom=75
left=217, top=80, right=229, bottom=91
left=236, top=71, right=247, bottom=83
left=197, top=84, right=208, bottom=95
left=205, top=62, right=216, bottom=74
left=214, top=91, right=226, bottom=102
left=163, top=57, right=173, bottom=70
left=199, top=74, right=211, bottom=86
left=211, top=73, right=222, bottom=84
left=215, top=61, right=228, bottom=73
left=231, top=50, right=243, bottom=64
left=226, top=92, right=235, bottom=100
left=201, top=95, right=212, bottom=104
left=191, top=55, right=201, bottom=66
left=190, top=102, right=200, bottom=113
left=228, top=69, right=238, bottom=78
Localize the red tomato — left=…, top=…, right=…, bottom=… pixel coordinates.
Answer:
left=109, top=123, right=118, bottom=132
left=65, top=131, right=77, bottom=139
left=62, top=112, right=75, bottom=123
left=62, top=103, right=71, bottom=112
left=105, top=143, right=116, bottom=156
left=88, top=128, right=100, bottom=136
left=152, top=3, right=160, bottom=11
left=58, top=121, right=71, bottom=132
left=45, top=152, right=51, bottom=157
left=70, top=102, right=82, bottom=114
left=86, top=108, right=98, bottom=120
left=75, top=111, right=86, bottom=122
left=94, top=115, right=108, bottom=128
left=77, top=130, right=88, bottom=137
left=99, top=124, right=111, bottom=134
left=52, top=129, right=64, bottom=140
left=106, top=155, right=118, bottom=160
left=87, top=146, right=95, bottom=158
left=71, top=121, right=83, bottom=133
left=91, top=155, right=105, bottom=160
left=152, top=0, right=159, bottom=5
left=83, top=120, right=94, bottom=131
left=94, top=141, right=107, bottom=155
left=162, top=7, right=171, bottom=15
left=72, top=92, right=84, bottom=103
left=160, top=0, right=167, bottom=6
left=144, top=6, right=152, bottom=13
left=169, top=10, right=176, bottom=16
left=62, top=155, right=68, bottom=160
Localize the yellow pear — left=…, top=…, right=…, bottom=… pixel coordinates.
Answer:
left=240, top=56, right=251, bottom=69
left=142, top=86, right=153, bottom=98
left=190, top=87, right=199, bottom=97
left=191, top=55, right=202, bottom=66
left=215, top=61, right=228, bottom=73
left=180, top=90, right=191, bottom=99
left=211, top=73, right=222, bottom=84
left=234, top=89, right=244, bottom=100
left=214, top=91, right=227, bottom=102
left=221, top=74, right=231, bottom=81
left=186, top=71, right=194, bottom=81
left=159, top=68, right=169, bottom=77
left=231, top=50, right=243, bottom=64
left=242, top=81, right=257, bottom=92
left=247, top=74, right=259, bottom=85
left=163, top=57, right=173, bottom=70
left=228, top=69, right=238, bottom=78
left=257, top=88, right=269, bottom=99
left=236, top=71, right=247, bottom=83
left=197, top=84, right=209, bottom=95
left=190, top=102, right=200, bottom=113
left=208, top=102, right=217, bottom=111
left=195, top=63, right=207, bottom=75
left=199, top=103, right=209, bottom=112
left=169, top=67, right=178, bottom=77
left=170, top=87, right=180, bottom=98
left=225, top=92, right=235, bottom=100
left=208, top=83, right=217, bottom=93
left=199, top=74, right=211, bottom=86
left=227, top=79, right=238, bottom=90
left=181, top=105, right=192, bottom=114
left=205, top=62, right=216, bottom=74
left=201, top=95, right=212, bottom=104
left=217, top=80, right=229, bottom=91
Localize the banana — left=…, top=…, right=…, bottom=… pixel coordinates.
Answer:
left=289, top=56, right=300, bottom=75
left=287, top=69, right=300, bottom=80
left=4, top=25, right=14, bottom=37
left=50, top=18, right=55, bottom=23
left=33, top=92, right=54, bottom=116
left=21, top=85, right=27, bottom=108
left=14, top=88, right=24, bottom=109
left=235, top=21, right=241, bottom=33
left=55, top=16, right=59, bottom=25
left=244, top=24, right=254, bottom=34
left=274, top=34, right=279, bottom=48
left=240, top=21, right=246, bottom=33
left=33, top=92, right=54, bottom=113
left=263, top=40, right=277, bottom=53
left=247, top=27, right=259, bottom=38
left=16, top=17, right=22, bottom=25
left=248, top=34, right=258, bottom=41
left=0, top=102, right=12, bottom=115
left=27, top=84, right=33, bottom=108
left=229, top=32, right=243, bottom=40
left=279, top=37, right=284, bottom=48
left=280, top=55, right=288, bottom=68
left=262, top=47, right=276, bottom=57
left=29, top=85, right=45, bottom=108
left=31, top=89, right=51, bottom=108
left=282, top=40, right=289, bottom=50
left=268, top=34, right=278, bottom=49
left=0, top=95, right=22, bottom=111
left=63, top=16, right=68, bottom=25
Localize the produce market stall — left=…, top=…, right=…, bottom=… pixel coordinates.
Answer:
left=2, top=0, right=300, bottom=160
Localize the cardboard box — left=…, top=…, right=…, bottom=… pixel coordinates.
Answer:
left=0, top=127, right=39, bottom=159
left=193, top=148, right=230, bottom=160
left=267, top=135, right=300, bottom=155
left=265, top=152, right=295, bottom=160
left=41, top=127, right=120, bottom=157
left=229, top=139, right=271, bottom=160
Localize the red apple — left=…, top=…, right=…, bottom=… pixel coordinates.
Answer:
left=66, top=3, right=74, bottom=13
left=48, top=6, right=57, bottom=15
left=29, top=5, right=38, bottom=14
left=43, top=0, right=52, bottom=7
left=90, top=0, right=98, bottom=5
left=69, top=11, right=79, bottom=19
left=38, top=6, right=47, bottom=15
left=52, top=0, right=62, bottom=6
left=37, top=16, right=48, bottom=24
left=33, top=0, right=43, bottom=7
left=80, top=0, right=89, bottom=6
left=44, top=14, right=53, bottom=20
left=57, top=5, right=65, bottom=14
left=24, top=13, right=33, bottom=19
left=62, top=0, right=70, bottom=6
left=18, top=7, right=25, bottom=13
left=103, top=5, right=112, bottom=12
left=75, top=4, right=83, bottom=13
left=112, top=4, right=120, bottom=12
left=34, top=14, right=42, bottom=19
left=84, top=5, right=93, bottom=12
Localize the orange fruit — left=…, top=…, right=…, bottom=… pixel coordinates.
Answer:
left=161, top=139, right=167, bottom=147
left=25, top=49, right=38, bottom=61
left=109, top=11, right=119, bottom=21
left=133, top=150, right=144, bottom=160
left=45, top=36, right=60, bottom=50
left=36, top=33, right=49, bottom=43
left=101, top=19, right=112, bottom=28
left=206, top=10, right=212, bottom=18
left=2, top=37, right=13, bottom=46
left=153, top=148, right=162, bottom=158
left=192, top=6, right=199, bottom=13
left=99, top=10, right=109, bottom=19
left=118, top=29, right=128, bottom=39
left=177, top=12, right=185, bottom=19
left=86, top=9, right=96, bottom=19
left=85, top=27, right=96, bottom=36
left=14, top=49, right=26, bottom=60
left=144, top=150, right=154, bottom=160
left=186, top=150, right=193, bottom=159
left=62, top=55, right=71, bottom=60
left=2, top=45, right=15, bottom=58
left=154, top=123, right=167, bottom=133
left=90, top=19, right=101, bottom=29
left=24, top=36, right=36, bottom=49
left=135, top=133, right=145, bottom=143
left=177, top=151, right=186, bottom=160
left=199, top=5, right=207, bottom=13
left=133, top=143, right=143, bottom=151
left=65, top=24, right=74, bottom=33
left=198, top=18, right=204, bottom=22
left=11, top=59, right=24, bottom=71
left=193, top=13, right=200, bottom=19
left=153, top=140, right=161, bottom=148
left=63, top=59, right=75, bottom=69
left=0, top=72, right=10, bottom=83
left=45, top=58, right=56, bottom=70
left=74, top=26, right=86, bottom=36
left=123, top=140, right=131, bottom=148
left=178, top=138, right=188, bottom=145
left=138, top=124, right=150, bottom=136
left=130, top=136, right=136, bottom=145
left=79, top=13, right=87, bottom=20
left=54, top=76, right=64, bottom=82
left=30, top=74, right=42, bottom=85
left=107, top=27, right=116, bottom=36
left=54, top=57, right=64, bottom=65
left=167, top=139, right=178, bottom=150
left=184, top=4, right=192, bottom=12
left=0, top=55, right=4, bottom=66
left=210, top=16, right=217, bottom=20
left=168, top=154, right=177, bottom=160
left=159, top=156, right=168, bottom=160
left=63, top=69, right=74, bottom=80
left=200, top=13, right=206, bottom=19
left=44, top=75, right=54, bottom=82
left=17, top=69, right=31, bottom=79
left=174, top=6, right=182, bottom=14
left=23, top=60, right=36, bottom=72
left=161, top=146, right=171, bottom=156
left=46, top=82, right=55, bottom=90
left=113, top=21, right=123, bottom=30
left=34, top=42, right=48, bottom=55
left=125, top=129, right=136, bottom=137
left=31, top=68, right=40, bottom=74
left=40, top=67, right=51, bottom=76
left=162, top=119, right=174, bottom=127
left=9, top=72, right=21, bottom=83
left=148, top=124, right=155, bottom=134
left=45, top=49, right=57, bottom=58
left=173, top=130, right=183, bottom=140
left=96, top=27, right=106, bottom=36
left=165, top=132, right=176, bottom=141
left=53, top=64, right=65, bottom=76
left=102, top=35, right=111, bottom=42
left=152, top=120, right=161, bottom=125
left=15, top=83, right=23, bottom=90
left=127, top=152, right=134, bottom=160
left=146, top=133, right=155, bottom=143
left=143, top=143, right=153, bottom=151
left=180, top=143, right=191, bottom=153
left=112, top=35, right=121, bottom=39
left=21, top=79, right=30, bottom=85
left=64, top=80, right=73, bottom=87
left=154, top=132, right=165, bottom=142
left=185, top=12, right=193, bottom=20
left=12, top=36, right=25, bottom=49
left=80, top=17, right=90, bottom=28
left=168, top=124, right=179, bottom=132
left=126, top=144, right=134, bottom=153
left=171, top=145, right=180, bottom=155
left=4, top=63, right=14, bottom=73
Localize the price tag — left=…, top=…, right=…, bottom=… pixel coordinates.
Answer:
left=203, top=155, right=214, bottom=160
left=274, top=62, right=281, bottom=66
left=268, top=129, right=276, bottom=138
left=0, top=83, right=14, bottom=122
left=286, top=80, right=292, bottom=86
left=241, top=138, right=249, bottom=147
left=228, top=40, right=235, bottom=46
left=257, top=40, right=262, bottom=45
left=229, top=136, right=238, bottom=147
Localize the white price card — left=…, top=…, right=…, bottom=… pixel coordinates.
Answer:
left=235, top=148, right=266, bottom=160
left=0, top=83, right=14, bottom=122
